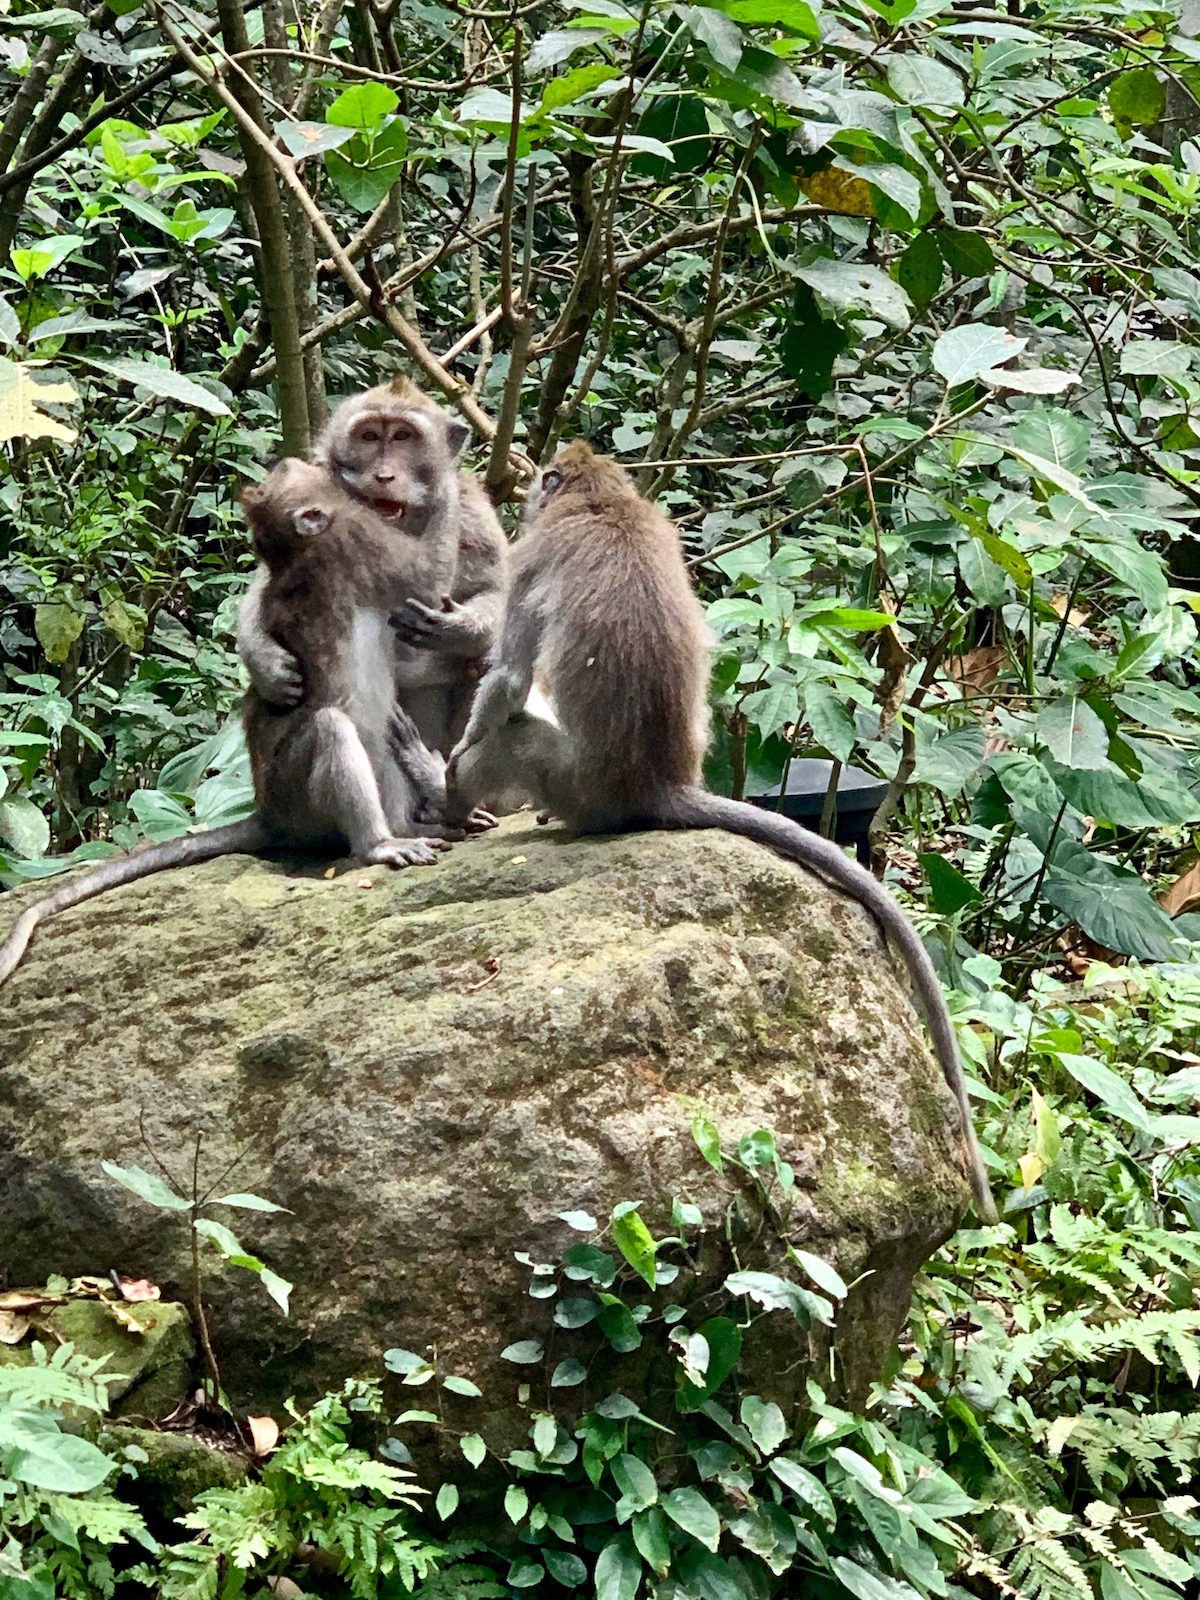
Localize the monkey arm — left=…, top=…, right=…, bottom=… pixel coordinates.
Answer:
left=450, top=579, right=544, bottom=762
left=237, top=568, right=304, bottom=707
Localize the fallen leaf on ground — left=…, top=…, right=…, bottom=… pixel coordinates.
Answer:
left=0, top=1310, right=30, bottom=1344
left=113, top=1274, right=161, bottom=1302
left=948, top=645, right=1007, bottom=695
left=105, top=1301, right=145, bottom=1335
left=248, top=1415, right=280, bottom=1454
left=0, top=1290, right=59, bottom=1311
left=1160, top=857, right=1200, bottom=917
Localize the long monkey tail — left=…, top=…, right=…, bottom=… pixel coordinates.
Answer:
left=659, top=785, right=998, bottom=1224
left=0, top=815, right=274, bottom=988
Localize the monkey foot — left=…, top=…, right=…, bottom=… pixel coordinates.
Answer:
left=362, top=837, right=448, bottom=869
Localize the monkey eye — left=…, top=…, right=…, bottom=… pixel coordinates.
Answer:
left=391, top=425, right=412, bottom=443
left=541, top=468, right=564, bottom=495
left=360, top=428, right=380, bottom=443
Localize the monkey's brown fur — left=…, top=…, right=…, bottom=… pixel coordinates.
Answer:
left=448, top=440, right=997, bottom=1221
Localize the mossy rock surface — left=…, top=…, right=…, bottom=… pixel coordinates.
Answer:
left=100, top=1424, right=248, bottom=1514
left=0, top=1298, right=193, bottom=1418
left=0, top=815, right=966, bottom=1438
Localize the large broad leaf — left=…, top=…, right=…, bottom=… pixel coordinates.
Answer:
left=0, top=356, right=77, bottom=441
left=1055, top=1053, right=1151, bottom=1132
left=916, top=724, right=986, bottom=797
left=896, top=232, right=942, bottom=310
left=1120, top=339, right=1192, bottom=379
left=931, top=322, right=1026, bottom=386
left=325, top=81, right=399, bottom=130
left=1011, top=408, right=1091, bottom=475
left=594, top=1533, right=643, bottom=1600
left=1108, top=68, right=1165, bottom=126
left=937, top=228, right=995, bottom=277
left=275, top=119, right=355, bottom=159
left=1033, top=697, right=1109, bottom=769
left=0, top=1407, right=115, bottom=1493
left=540, top=62, right=622, bottom=113
left=34, top=596, right=83, bottom=663
left=832, top=1556, right=923, bottom=1600
left=1081, top=535, right=1168, bottom=611
left=1045, top=757, right=1200, bottom=828
left=611, top=1205, right=657, bottom=1287
left=780, top=282, right=848, bottom=398
left=795, top=259, right=911, bottom=329
left=86, top=357, right=230, bottom=416
left=662, top=1487, right=721, bottom=1551
left=631, top=95, right=709, bottom=178
left=678, top=5, right=743, bottom=71
left=886, top=54, right=964, bottom=109
left=678, top=1316, right=742, bottom=1410
left=325, top=121, right=407, bottom=214
left=719, top=0, right=819, bottom=35
left=0, top=796, right=50, bottom=859
left=1042, top=860, right=1179, bottom=962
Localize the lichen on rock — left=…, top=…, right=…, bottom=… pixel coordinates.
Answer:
left=0, top=814, right=967, bottom=1421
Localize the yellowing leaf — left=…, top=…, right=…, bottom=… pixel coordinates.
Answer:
left=0, top=354, right=78, bottom=442
left=799, top=165, right=875, bottom=216
left=1018, top=1151, right=1042, bottom=1190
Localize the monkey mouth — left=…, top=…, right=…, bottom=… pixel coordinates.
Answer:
left=371, top=497, right=406, bottom=520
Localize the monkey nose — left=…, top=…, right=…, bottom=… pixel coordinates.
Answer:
left=375, top=470, right=396, bottom=483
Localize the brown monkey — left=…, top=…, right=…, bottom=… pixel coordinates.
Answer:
left=237, top=377, right=509, bottom=757
left=447, top=441, right=997, bottom=1222
left=0, top=452, right=461, bottom=989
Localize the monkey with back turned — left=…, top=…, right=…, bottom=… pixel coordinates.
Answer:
left=446, top=439, right=997, bottom=1222
left=0, top=401, right=472, bottom=987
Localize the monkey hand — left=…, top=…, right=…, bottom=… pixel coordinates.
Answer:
left=390, top=597, right=472, bottom=653
left=245, top=636, right=304, bottom=707
left=466, top=807, right=498, bottom=833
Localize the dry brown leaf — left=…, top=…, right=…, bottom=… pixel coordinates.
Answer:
left=1050, top=592, right=1090, bottom=628
left=248, top=1415, right=281, bottom=1455
left=105, top=1301, right=145, bottom=1335
left=0, top=1290, right=59, bottom=1312
left=357, top=875, right=374, bottom=888
left=323, top=866, right=336, bottom=880
left=874, top=599, right=911, bottom=739
left=0, top=1310, right=30, bottom=1344
left=1159, top=857, right=1200, bottom=918
left=114, top=1274, right=161, bottom=1303
left=948, top=645, right=1008, bottom=695
left=69, top=1276, right=112, bottom=1297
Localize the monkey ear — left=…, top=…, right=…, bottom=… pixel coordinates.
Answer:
left=445, top=418, right=471, bottom=459
left=540, top=466, right=564, bottom=499
left=291, top=505, right=330, bottom=538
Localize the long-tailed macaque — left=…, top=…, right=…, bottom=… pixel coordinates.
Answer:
left=446, top=441, right=997, bottom=1222
left=0, top=441, right=465, bottom=989
left=237, top=377, right=509, bottom=757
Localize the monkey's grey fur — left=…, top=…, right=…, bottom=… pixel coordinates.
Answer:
left=447, top=440, right=997, bottom=1223
left=238, top=376, right=509, bottom=757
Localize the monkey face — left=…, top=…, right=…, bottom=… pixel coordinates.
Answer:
left=242, top=458, right=339, bottom=567
left=331, top=404, right=470, bottom=528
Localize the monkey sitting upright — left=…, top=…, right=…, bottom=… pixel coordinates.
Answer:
left=445, top=440, right=997, bottom=1222
left=237, top=376, right=510, bottom=758
left=0, top=435, right=468, bottom=988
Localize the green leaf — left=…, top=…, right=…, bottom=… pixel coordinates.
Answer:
left=1011, top=408, right=1092, bottom=475
left=612, top=1206, right=657, bottom=1287
left=796, top=259, right=911, bottom=330
left=921, top=853, right=981, bottom=916
left=212, top=1192, right=288, bottom=1212
left=896, top=232, right=942, bottom=311
left=719, top=0, right=818, bottom=33
left=501, top=1340, right=544, bottom=1363
left=692, top=1114, right=723, bottom=1171
left=791, top=1249, right=848, bottom=1300
left=595, top=1533, right=643, bottom=1600
left=10, top=234, right=86, bottom=282
left=770, top=1455, right=836, bottom=1524
left=932, top=322, right=1027, bottom=385
left=505, top=1483, right=529, bottom=1524
left=886, top=54, right=964, bottom=109
left=275, top=119, right=355, bottom=158
left=509, top=1557, right=544, bottom=1588
left=325, top=120, right=407, bottom=213
left=534, top=1413, right=558, bottom=1458
left=558, top=1209, right=598, bottom=1231
left=597, top=1301, right=643, bottom=1353
left=100, top=1160, right=190, bottom=1211
left=0, top=1408, right=115, bottom=1493
left=1042, top=865, right=1178, bottom=962
left=632, top=1507, right=672, bottom=1576
left=631, top=95, right=709, bottom=179
left=1033, top=698, right=1109, bottom=769
left=740, top=1396, right=787, bottom=1455
left=556, top=1296, right=601, bottom=1327
left=936, top=228, right=995, bottom=277
left=443, top=1375, right=482, bottom=1397
left=662, top=1486, right=721, bottom=1552
left=86, top=357, right=230, bottom=416
left=461, top=1432, right=486, bottom=1467
left=1120, top=339, right=1192, bottom=378
left=1055, top=1052, right=1151, bottom=1132
left=780, top=282, right=848, bottom=400
left=0, top=797, right=50, bottom=860
left=613, top=1452, right=658, bottom=1510
left=34, top=597, right=84, bottom=664
left=552, top=1358, right=589, bottom=1387
left=545, top=1548, right=588, bottom=1586
left=540, top=62, right=621, bottom=112
left=1108, top=68, right=1165, bottom=126
left=436, top=1482, right=459, bottom=1519
left=326, top=81, right=399, bottom=129
left=915, top=724, right=987, bottom=799
left=803, top=683, right=857, bottom=763
left=832, top=1556, right=922, bottom=1600
left=679, top=5, right=743, bottom=71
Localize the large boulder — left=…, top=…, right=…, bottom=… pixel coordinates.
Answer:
left=0, top=815, right=966, bottom=1430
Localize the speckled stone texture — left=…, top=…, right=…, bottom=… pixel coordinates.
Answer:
left=0, top=813, right=965, bottom=1437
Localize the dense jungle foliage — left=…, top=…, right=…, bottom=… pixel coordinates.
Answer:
left=9, top=0, right=1200, bottom=1594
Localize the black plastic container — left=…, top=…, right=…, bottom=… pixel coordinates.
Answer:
left=745, top=759, right=889, bottom=867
